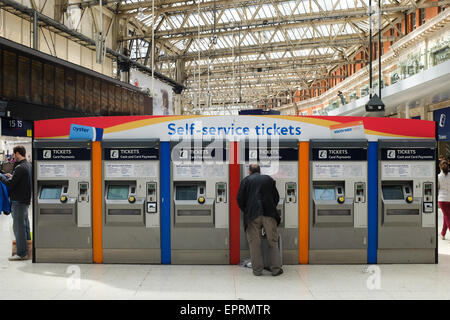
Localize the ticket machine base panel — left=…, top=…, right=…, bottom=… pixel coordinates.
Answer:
left=103, top=249, right=161, bottom=264
left=309, top=249, right=366, bottom=264
left=35, top=249, right=92, bottom=263
left=171, top=250, right=229, bottom=264
left=378, top=249, right=435, bottom=264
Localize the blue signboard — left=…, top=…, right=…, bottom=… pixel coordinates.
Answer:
left=434, top=107, right=450, bottom=141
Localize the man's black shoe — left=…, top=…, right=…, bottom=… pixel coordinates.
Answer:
left=253, top=271, right=263, bottom=276
left=272, top=268, right=283, bottom=276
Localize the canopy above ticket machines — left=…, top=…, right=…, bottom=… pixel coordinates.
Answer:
left=34, top=116, right=435, bottom=142
left=33, top=116, right=436, bottom=266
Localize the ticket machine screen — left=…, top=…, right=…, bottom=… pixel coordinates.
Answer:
left=107, top=185, right=129, bottom=200
left=314, top=187, right=336, bottom=201
left=176, top=186, right=198, bottom=200
left=382, top=186, right=404, bottom=200
left=40, top=186, right=62, bottom=199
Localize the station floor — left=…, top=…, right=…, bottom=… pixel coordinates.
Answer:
left=1, top=211, right=450, bottom=300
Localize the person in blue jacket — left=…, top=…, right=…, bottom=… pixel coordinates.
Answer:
left=0, top=146, right=32, bottom=261
left=0, top=176, right=11, bottom=214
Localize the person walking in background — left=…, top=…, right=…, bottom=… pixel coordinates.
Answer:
left=0, top=146, right=32, bottom=261
left=438, top=160, right=450, bottom=240
left=237, top=163, right=283, bottom=277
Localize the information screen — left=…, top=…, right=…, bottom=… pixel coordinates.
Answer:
left=40, top=186, right=62, bottom=199
left=107, top=185, right=129, bottom=200
left=382, top=185, right=404, bottom=200
left=176, top=185, right=198, bottom=200
left=314, top=187, right=336, bottom=201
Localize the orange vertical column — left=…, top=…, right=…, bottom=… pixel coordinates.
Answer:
left=92, top=141, right=103, bottom=263
left=299, top=142, right=309, bottom=264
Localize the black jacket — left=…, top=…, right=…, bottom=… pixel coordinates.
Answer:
left=0, top=159, right=32, bottom=205
left=237, top=172, right=280, bottom=231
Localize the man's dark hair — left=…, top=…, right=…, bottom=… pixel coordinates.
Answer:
left=13, top=145, right=26, bottom=157
left=249, top=164, right=260, bottom=174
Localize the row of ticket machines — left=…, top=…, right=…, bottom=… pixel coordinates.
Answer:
left=33, top=138, right=437, bottom=264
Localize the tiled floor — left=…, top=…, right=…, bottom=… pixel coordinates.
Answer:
left=1, top=210, right=450, bottom=300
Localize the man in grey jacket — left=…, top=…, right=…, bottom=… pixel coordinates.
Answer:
left=0, top=146, right=32, bottom=261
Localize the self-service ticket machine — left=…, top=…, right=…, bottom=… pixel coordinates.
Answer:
left=102, top=140, right=161, bottom=263
left=34, top=140, right=92, bottom=263
left=378, top=139, right=437, bottom=263
left=239, top=139, right=299, bottom=264
left=309, top=140, right=368, bottom=264
left=170, top=139, right=229, bottom=264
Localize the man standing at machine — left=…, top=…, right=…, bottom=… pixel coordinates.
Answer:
left=0, top=146, right=32, bottom=261
left=237, top=164, right=283, bottom=276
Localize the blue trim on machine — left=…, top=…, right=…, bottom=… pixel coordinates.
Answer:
left=368, top=142, right=378, bottom=264
left=160, top=142, right=171, bottom=264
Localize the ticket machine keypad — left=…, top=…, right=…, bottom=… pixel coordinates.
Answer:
left=286, top=182, right=297, bottom=203
left=355, top=182, right=366, bottom=203
left=78, top=182, right=89, bottom=202
left=147, top=182, right=157, bottom=202
left=423, top=182, right=434, bottom=213
left=216, top=183, right=227, bottom=203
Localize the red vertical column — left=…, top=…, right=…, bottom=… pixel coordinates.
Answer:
left=229, top=141, right=240, bottom=264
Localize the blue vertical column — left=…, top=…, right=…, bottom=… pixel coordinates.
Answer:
left=160, top=141, right=171, bottom=264
left=367, top=142, right=378, bottom=264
